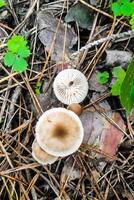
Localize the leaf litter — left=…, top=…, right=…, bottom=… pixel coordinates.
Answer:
left=37, top=10, right=77, bottom=63
left=0, top=0, right=134, bottom=199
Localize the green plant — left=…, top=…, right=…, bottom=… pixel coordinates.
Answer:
left=111, top=67, right=126, bottom=96
left=120, top=57, right=134, bottom=115
left=111, top=0, right=134, bottom=29
left=4, top=35, right=30, bottom=72
left=130, top=14, right=134, bottom=30
left=35, top=81, right=42, bottom=95
left=96, top=71, right=109, bottom=84
left=0, top=0, right=5, bottom=7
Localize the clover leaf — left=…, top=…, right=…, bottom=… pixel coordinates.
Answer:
left=96, top=71, right=109, bottom=84
left=7, top=35, right=27, bottom=53
left=4, top=34, right=30, bottom=73
left=111, top=0, right=134, bottom=28
left=12, top=56, right=28, bottom=72
left=112, top=2, right=122, bottom=16
left=4, top=52, right=16, bottom=67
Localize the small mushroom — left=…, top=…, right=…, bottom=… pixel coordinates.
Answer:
left=32, top=139, right=58, bottom=165
left=53, top=69, right=88, bottom=105
left=67, top=103, right=82, bottom=116
left=36, top=108, right=84, bottom=157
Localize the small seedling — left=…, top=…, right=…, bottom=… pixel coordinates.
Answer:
left=111, top=0, right=134, bottom=29
left=96, top=71, right=109, bottom=84
left=35, top=81, right=42, bottom=95
left=111, top=67, right=126, bottom=96
left=0, top=0, right=5, bottom=7
left=4, top=35, right=30, bottom=72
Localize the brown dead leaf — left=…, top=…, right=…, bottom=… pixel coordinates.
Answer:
left=37, top=11, right=77, bottom=63
left=80, top=101, right=112, bottom=145
left=81, top=101, right=125, bottom=160
left=100, top=112, right=124, bottom=160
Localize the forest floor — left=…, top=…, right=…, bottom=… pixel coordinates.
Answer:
left=0, top=0, right=134, bottom=200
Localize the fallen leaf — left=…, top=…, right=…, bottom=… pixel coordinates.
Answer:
left=81, top=100, right=125, bottom=160
left=65, top=2, right=93, bottom=29
left=37, top=11, right=77, bottom=63
left=80, top=100, right=112, bottom=145
left=100, top=112, right=124, bottom=160
left=106, top=50, right=132, bottom=67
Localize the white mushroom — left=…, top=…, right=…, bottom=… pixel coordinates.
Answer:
left=36, top=108, right=84, bottom=157
left=32, top=139, right=58, bottom=165
left=53, top=69, right=88, bottom=105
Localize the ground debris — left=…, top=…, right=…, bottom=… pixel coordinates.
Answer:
left=106, top=50, right=132, bottom=67
left=37, top=10, right=77, bottom=63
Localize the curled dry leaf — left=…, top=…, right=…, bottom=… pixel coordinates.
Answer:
left=37, top=11, right=77, bottom=63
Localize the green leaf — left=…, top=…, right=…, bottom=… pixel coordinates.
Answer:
left=111, top=67, right=126, bottom=96
left=7, top=35, right=27, bottom=53
left=111, top=2, right=122, bottom=16
left=130, top=14, right=134, bottom=30
left=96, top=71, right=109, bottom=84
left=65, top=3, right=93, bottom=29
left=121, top=2, right=134, bottom=16
left=4, top=52, right=16, bottom=67
left=17, top=45, right=30, bottom=58
left=35, top=81, right=42, bottom=95
left=0, top=0, right=5, bottom=7
left=12, top=56, right=28, bottom=72
left=112, top=67, right=126, bottom=79
left=119, top=0, right=130, bottom=3
left=111, top=80, right=122, bottom=96
left=120, top=57, right=134, bottom=115
left=130, top=84, right=134, bottom=102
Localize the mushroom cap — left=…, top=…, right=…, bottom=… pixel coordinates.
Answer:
left=32, top=139, right=58, bottom=165
left=53, top=69, right=88, bottom=105
left=36, top=108, right=84, bottom=157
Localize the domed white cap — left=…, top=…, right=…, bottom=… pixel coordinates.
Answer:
left=32, top=139, right=58, bottom=165
left=35, top=108, right=84, bottom=157
left=53, top=69, right=88, bottom=105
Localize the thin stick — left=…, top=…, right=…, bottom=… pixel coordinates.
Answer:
left=71, top=30, right=134, bottom=59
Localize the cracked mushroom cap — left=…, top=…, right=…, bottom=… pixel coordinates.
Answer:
left=53, top=69, right=88, bottom=105
left=36, top=108, right=84, bottom=157
left=32, top=139, right=58, bottom=165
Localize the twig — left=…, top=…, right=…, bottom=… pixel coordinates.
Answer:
left=6, top=85, right=21, bottom=130
left=71, top=30, right=134, bottom=59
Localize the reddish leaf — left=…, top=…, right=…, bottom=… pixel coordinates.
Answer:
left=100, top=112, right=125, bottom=160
